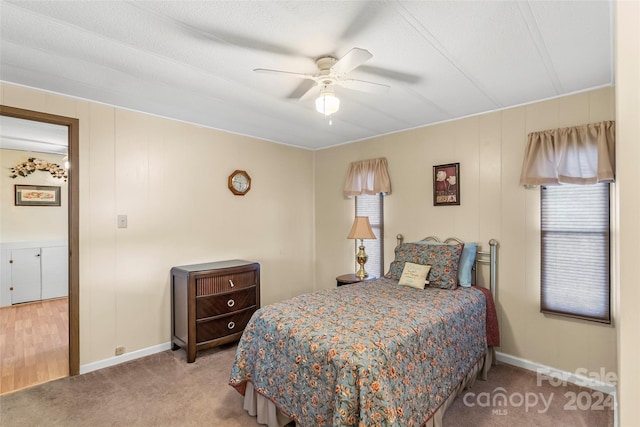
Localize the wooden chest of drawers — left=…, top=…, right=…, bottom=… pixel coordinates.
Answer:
left=171, top=260, right=260, bottom=363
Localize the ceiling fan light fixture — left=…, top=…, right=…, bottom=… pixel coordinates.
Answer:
left=315, top=90, right=340, bottom=116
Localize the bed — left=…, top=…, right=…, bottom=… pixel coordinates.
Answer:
left=229, top=236, right=499, bottom=427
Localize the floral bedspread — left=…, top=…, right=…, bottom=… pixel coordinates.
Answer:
left=228, top=278, right=487, bottom=427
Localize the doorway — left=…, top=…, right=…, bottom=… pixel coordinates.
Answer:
left=0, top=106, right=79, bottom=387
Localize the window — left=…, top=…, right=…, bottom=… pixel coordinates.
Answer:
left=540, top=183, right=610, bottom=323
left=355, top=194, right=384, bottom=277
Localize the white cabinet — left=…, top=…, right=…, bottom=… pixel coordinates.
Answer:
left=10, top=248, right=42, bottom=304
left=41, top=246, right=68, bottom=300
left=0, top=241, right=68, bottom=307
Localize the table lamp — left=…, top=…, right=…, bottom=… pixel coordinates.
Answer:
left=347, top=216, right=377, bottom=279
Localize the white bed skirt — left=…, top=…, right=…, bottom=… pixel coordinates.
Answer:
left=243, top=382, right=293, bottom=427
left=243, top=346, right=495, bottom=427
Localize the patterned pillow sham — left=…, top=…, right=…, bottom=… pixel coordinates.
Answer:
left=412, top=241, right=477, bottom=287
left=385, top=242, right=464, bottom=289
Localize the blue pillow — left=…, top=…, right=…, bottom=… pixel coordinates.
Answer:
left=457, top=243, right=477, bottom=287
left=413, top=241, right=477, bottom=287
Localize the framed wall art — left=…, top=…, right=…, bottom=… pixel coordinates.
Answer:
left=15, top=185, right=61, bottom=206
left=433, top=163, right=460, bottom=206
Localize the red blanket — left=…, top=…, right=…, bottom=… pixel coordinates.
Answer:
left=472, top=285, right=500, bottom=347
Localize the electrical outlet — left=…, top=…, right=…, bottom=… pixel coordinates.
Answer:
left=115, top=346, right=125, bottom=356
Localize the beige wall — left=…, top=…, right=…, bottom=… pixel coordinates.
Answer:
left=1, top=77, right=631, bottom=409
left=0, top=83, right=315, bottom=365
left=615, top=1, right=640, bottom=424
left=0, top=149, right=68, bottom=242
left=315, top=87, right=617, bottom=377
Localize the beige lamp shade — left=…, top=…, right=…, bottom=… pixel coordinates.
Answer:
left=347, top=216, right=376, bottom=240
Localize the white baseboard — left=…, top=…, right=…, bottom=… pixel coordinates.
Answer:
left=495, top=351, right=617, bottom=395
left=79, top=342, right=172, bottom=374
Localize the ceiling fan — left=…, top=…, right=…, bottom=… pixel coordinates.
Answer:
left=254, top=48, right=390, bottom=118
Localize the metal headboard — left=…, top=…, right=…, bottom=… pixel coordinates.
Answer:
left=395, top=234, right=499, bottom=298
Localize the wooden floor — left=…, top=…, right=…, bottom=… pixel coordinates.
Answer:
left=0, top=297, right=69, bottom=395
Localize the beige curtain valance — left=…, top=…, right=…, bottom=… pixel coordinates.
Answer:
left=519, top=121, right=615, bottom=186
left=343, top=157, right=391, bottom=196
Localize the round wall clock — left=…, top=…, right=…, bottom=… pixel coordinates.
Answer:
left=228, top=170, right=251, bottom=195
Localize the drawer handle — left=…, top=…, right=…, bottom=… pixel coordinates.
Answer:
left=227, top=321, right=235, bottom=330
left=227, top=299, right=235, bottom=308
left=229, top=279, right=235, bottom=288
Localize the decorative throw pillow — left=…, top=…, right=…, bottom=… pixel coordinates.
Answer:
left=413, top=241, right=477, bottom=287
left=398, top=263, right=431, bottom=289
left=457, top=242, right=477, bottom=287
left=386, top=242, right=464, bottom=289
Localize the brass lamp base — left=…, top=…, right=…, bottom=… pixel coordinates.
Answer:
left=355, top=240, right=369, bottom=280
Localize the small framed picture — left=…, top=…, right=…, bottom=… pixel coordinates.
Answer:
left=433, top=163, right=460, bottom=206
left=15, top=185, right=61, bottom=206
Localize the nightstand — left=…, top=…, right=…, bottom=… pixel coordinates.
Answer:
left=171, top=260, right=260, bottom=363
left=336, top=273, right=375, bottom=287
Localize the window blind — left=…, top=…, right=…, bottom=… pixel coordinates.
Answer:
left=355, top=195, right=384, bottom=277
left=540, top=183, right=610, bottom=323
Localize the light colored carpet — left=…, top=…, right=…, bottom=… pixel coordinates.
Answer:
left=0, top=344, right=252, bottom=427
left=0, top=343, right=613, bottom=426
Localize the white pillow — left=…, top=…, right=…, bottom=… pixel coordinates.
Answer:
left=398, top=262, right=431, bottom=289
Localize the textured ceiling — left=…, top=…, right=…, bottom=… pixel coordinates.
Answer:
left=0, top=1, right=614, bottom=150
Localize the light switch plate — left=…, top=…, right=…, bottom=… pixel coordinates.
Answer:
left=117, top=214, right=127, bottom=228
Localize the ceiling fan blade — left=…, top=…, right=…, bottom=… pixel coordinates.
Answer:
left=331, top=48, right=373, bottom=75
left=357, top=65, right=422, bottom=84
left=254, top=68, right=315, bottom=80
left=340, top=79, right=390, bottom=94
left=340, top=2, right=384, bottom=40
left=287, top=80, right=318, bottom=100
left=298, top=84, right=321, bottom=102
left=190, top=25, right=300, bottom=57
